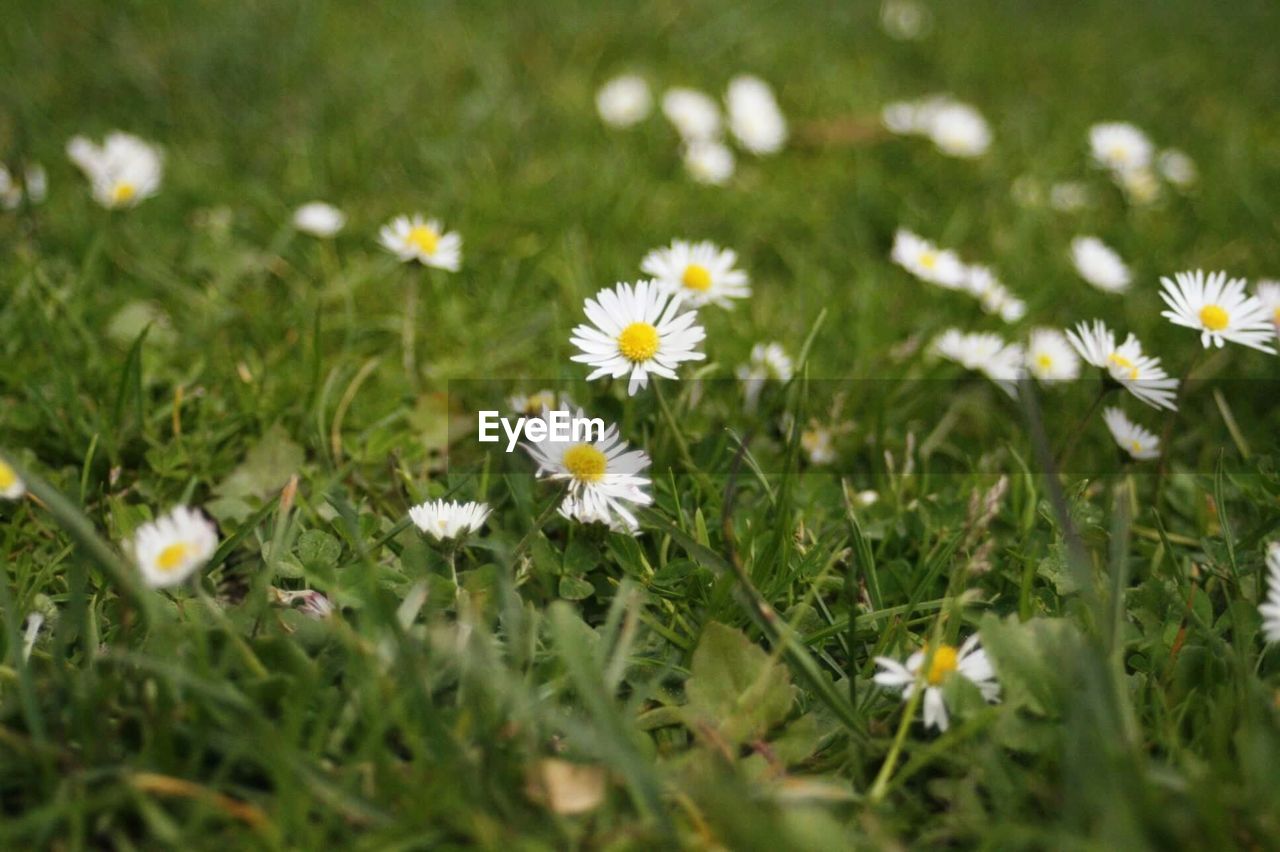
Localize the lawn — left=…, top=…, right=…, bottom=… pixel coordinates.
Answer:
left=3, top=0, right=1280, bottom=848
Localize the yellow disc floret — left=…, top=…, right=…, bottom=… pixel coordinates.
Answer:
left=156, top=542, right=192, bottom=573
left=0, top=462, right=16, bottom=490
left=919, top=250, right=938, bottom=270
left=562, top=444, right=607, bottom=483
left=617, top=322, right=660, bottom=363
left=406, top=225, right=440, bottom=256
left=681, top=264, right=712, bottom=291
left=1107, top=352, right=1140, bottom=381
left=1198, top=304, right=1229, bottom=332
left=924, top=644, right=959, bottom=686
left=110, top=181, right=137, bottom=206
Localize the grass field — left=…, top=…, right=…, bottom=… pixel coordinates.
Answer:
left=4, top=0, right=1280, bottom=848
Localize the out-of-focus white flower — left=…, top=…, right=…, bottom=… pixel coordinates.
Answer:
left=1049, top=181, right=1091, bottom=212
left=1103, top=407, right=1160, bottom=461
left=1118, top=166, right=1161, bottom=205
left=1071, top=236, right=1131, bottom=293
left=933, top=329, right=1024, bottom=395
left=292, top=201, right=346, bottom=237
left=662, top=88, right=722, bottom=142
left=128, top=506, right=219, bottom=589
left=641, top=239, right=750, bottom=309
left=1026, top=328, right=1080, bottom=382
left=1089, top=122, right=1153, bottom=175
left=884, top=96, right=990, bottom=158
left=66, top=132, right=163, bottom=209
left=726, top=75, right=787, bottom=155
left=682, top=139, right=735, bottom=185
left=1260, top=543, right=1280, bottom=643
left=965, top=265, right=1026, bottom=323
left=378, top=214, right=462, bottom=270
left=854, top=489, right=880, bottom=507
left=736, top=342, right=794, bottom=411
left=1157, top=148, right=1197, bottom=189
left=801, top=425, right=837, bottom=465
left=24, top=164, right=47, bottom=204
left=1254, top=280, right=1280, bottom=335
left=0, top=166, right=21, bottom=209
left=890, top=229, right=967, bottom=289
left=0, top=457, right=24, bottom=500
left=880, top=0, right=932, bottom=40
left=596, top=75, right=652, bottom=128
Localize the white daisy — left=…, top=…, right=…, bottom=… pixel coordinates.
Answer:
left=1070, top=236, right=1131, bottom=293
left=596, top=74, right=652, bottom=128
left=1088, top=122, right=1153, bottom=175
left=0, top=458, right=25, bottom=500
left=1254, top=280, right=1280, bottom=335
left=873, top=634, right=1001, bottom=731
left=293, top=201, right=346, bottom=237
left=890, top=229, right=967, bottom=289
left=1157, top=149, right=1197, bottom=188
left=0, top=166, right=21, bottom=209
left=1066, top=320, right=1179, bottom=410
left=965, top=265, right=1026, bottom=323
left=641, top=239, right=750, bottom=309
left=1159, top=270, right=1276, bottom=353
left=1102, top=407, right=1160, bottom=461
left=24, top=163, right=47, bottom=204
left=408, top=499, right=492, bottom=542
left=881, top=101, right=924, bottom=135
left=801, top=425, right=837, bottom=466
left=1026, top=328, right=1081, bottom=382
left=880, top=0, right=931, bottom=40
left=1118, top=166, right=1161, bottom=205
left=736, top=342, right=794, bottom=411
left=726, top=75, right=787, bottom=155
left=1259, top=543, right=1280, bottom=644
left=661, top=88, right=722, bottom=142
left=128, top=506, right=219, bottom=589
left=66, top=132, right=163, bottom=209
left=570, top=280, right=706, bottom=396
left=526, top=410, right=652, bottom=531
left=683, top=139, right=735, bottom=185
left=933, top=329, right=1024, bottom=394
left=378, top=214, right=462, bottom=271
left=925, top=101, right=991, bottom=158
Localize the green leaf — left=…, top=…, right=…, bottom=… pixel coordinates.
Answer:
left=296, top=529, right=341, bottom=571
left=684, top=621, right=795, bottom=745
left=215, top=424, right=305, bottom=500
left=558, top=575, right=595, bottom=601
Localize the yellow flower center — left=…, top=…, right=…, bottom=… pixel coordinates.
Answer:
left=1035, top=353, right=1054, bottom=371
left=617, top=322, right=660, bottom=363
left=110, top=181, right=137, bottom=205
left=1198, top=304, right=1229, bottom=332
left=406, top=225, right=440, bottom=256
left=925, top=644, right=959, bottom=686
left=1108, top=144, right=1128, bottom=163
left=156, top=542, right=192, bottom=572
left=919, top=250, right=938, bottom=270
left=682, top=264, right=712, bottom=291
left=0, top=462, right=16, bottom=490
left=1130, top=440, right=1144, bottom=455
left=1107, top=352, right=1139, bottom=381
left=1273, top=307, right=1280, bottom=324
left=562, top=444, right=607, bottom=483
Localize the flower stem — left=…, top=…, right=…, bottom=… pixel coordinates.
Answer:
left=1055, top=381, right=1111, bottom=472
left=868, top=679, right=925, bottom=803
left=402, top=267, right=420, bottom=390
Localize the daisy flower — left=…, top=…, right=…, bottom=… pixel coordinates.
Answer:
left=683, top=139, right=735, bottom=185
left=1254, top=280, right=1280, bottom=334
left=641, top=239, right=750, bottom=308
left=881, top=101, right=924, bottom=135
left=66, top=132, right=163, bottom=209
left=1102, top=407, right=1160, bottom=461
left=925, top=101, right=991, bottom=158
left=965, top=265, right=1026, bottom=323
left=293, top=201, right=346, bottom=237
left=1259, top=543, right=1280, bottom=644
left=1088, top=122, right=1153, bottom=175
left=408, top=499, right=492, bottom=542
left=1118, top=167, right=1161, bottom=205
left=1071, top=236, right=1131, bottom=293
left=378, top=214, right=462, bottom=271
left=726, top=75, right=787, bottom=155
left=526, top=410, right=652, bottom=532
left=1026, top=328, right=1081, bottom=382
left=873, top=634, right=1001, bottom=731
left=801, top=425, right=837, bottom=466
left=933, top=330, right=1024, bottom=394
left=596, top=74, right=652, bottom=128
left=736, top=342, right=794, bottom=411
left=274, top=588, right=336, bottom=620
left=1066, top=320, right=1179, bottom=410
left=1158, top=270, right=1276, bottom=353
left=569, top=280, right=706, bottom=395
left=24, top=164, right=47, bottom=204
left=661, top=88, right=721, bottom=142
left=890, top=229, right=966, bottom=289
left=0, top=458, right=25, bottom=500
left=128, top=506, right=219, bottom=589
left=0, top=166, right=21, bottom=209
left=1157, top=148, right=1197, bottom=189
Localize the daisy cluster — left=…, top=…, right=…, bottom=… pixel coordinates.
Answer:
left=596, top=72, right=788, bottom=184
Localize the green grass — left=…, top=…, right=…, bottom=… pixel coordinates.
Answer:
left=4, top=0, right=1280, bottom=847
